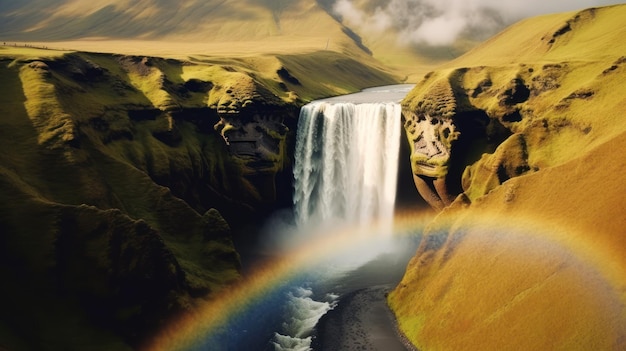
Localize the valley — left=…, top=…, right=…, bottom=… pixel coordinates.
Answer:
left=1, top=1, right=625, bottom=351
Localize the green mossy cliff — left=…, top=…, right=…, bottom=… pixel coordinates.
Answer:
left=401, top=5, right=626, bottom=211
left=0, top=47, right=397, bottom=350
left=0, top=50, right=246, bottom=350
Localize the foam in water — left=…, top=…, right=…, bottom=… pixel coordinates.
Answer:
left=272, top=287, right=338, bottom=351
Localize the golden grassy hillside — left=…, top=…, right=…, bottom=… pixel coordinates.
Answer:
left=441, top=4, right=626, bottom=66
left=1, top=1, right=368, bottom=58
left=0, top=0, right=450, bottom=80
left=390, top=4, right=626, bottom=350
left=2, top=0, right=431, bottom=88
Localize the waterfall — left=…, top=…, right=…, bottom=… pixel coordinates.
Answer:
left=273, top=85, right=409, bottom=351
left=293, top=101, right=402, bottom=235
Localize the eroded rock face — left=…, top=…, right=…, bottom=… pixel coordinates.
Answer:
left=402, top=79, right=459, bottom=210
left=215, top=110, right=292, bottom=173
left=214, top=109, right=296, bottom=205
left=212, top=77, right=298, bottom=204
left=404, top=112, right=457, bottom=178
left=403, top=111, right=458, bottom=210
left=401, top=68, right=530, bottom=210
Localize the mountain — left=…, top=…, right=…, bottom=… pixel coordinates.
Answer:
left=0, top=0, right=453, bottom=80
left=390, top=4, right=626, bottom=350
left=0, top=1, right=374, bottom=58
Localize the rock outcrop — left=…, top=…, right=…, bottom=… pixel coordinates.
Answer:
left=402, top=46, right=625, bottom=211
left=401, top=69, right=510, bottom=210
left=212, top=74, right=297, bottom=204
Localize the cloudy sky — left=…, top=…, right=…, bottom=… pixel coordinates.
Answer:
left=330, top=0, right=626, bottom=46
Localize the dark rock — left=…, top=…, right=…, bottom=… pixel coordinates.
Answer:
left=277, top=67, right=301, bottom=85
left=499, top=77, right=530, bottom=105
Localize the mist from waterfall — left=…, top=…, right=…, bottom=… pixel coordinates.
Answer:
left=293, top=101, right=402, bottom=237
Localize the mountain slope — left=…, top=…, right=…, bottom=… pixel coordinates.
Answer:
left=0, top=1, right=367, bottom=56
left=391, top=4, right=626, bottom=350
left=441, top=4, right=626, bottom=66
left=0, top=0, right=446, bottom=80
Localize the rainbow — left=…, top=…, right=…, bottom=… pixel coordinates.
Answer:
left=143, top=209, right=626, bottom=351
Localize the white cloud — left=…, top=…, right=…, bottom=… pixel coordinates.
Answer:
left=404, top=14, right=465, bottom=46
left=333, top=0, right=394, bottom=34
left=332, top=0, right=626, bottom=46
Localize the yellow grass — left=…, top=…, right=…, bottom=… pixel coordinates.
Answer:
left=392, top=4, right=626, bottom=350
left=442, top=4, right=626, bottom=67
left=391, top=129, right=626, bottom=350
left=1, top=0, right=454, bottom=81
left=2, top=0, right=358, bottom=59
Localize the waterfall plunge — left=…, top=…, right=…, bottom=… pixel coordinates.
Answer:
left=272, top=86, right=410, bottom=351
left=293, top=101, right=402, bottom=237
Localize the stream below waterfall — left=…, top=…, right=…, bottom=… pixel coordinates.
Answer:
left=197, top=84, right=424, bottom=351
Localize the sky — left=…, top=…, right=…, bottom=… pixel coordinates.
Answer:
left=330, top=0, right=626, bottom=46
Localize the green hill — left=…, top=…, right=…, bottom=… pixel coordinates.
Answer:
left=390, top=4, right=626, bottom=350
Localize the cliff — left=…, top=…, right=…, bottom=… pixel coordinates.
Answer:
left=0, top=46, right=397, bottom=350
left=390, top=4, right=626, bottom=350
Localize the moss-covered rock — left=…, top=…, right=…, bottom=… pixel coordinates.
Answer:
left=1, top=51, right=258, bottom=349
